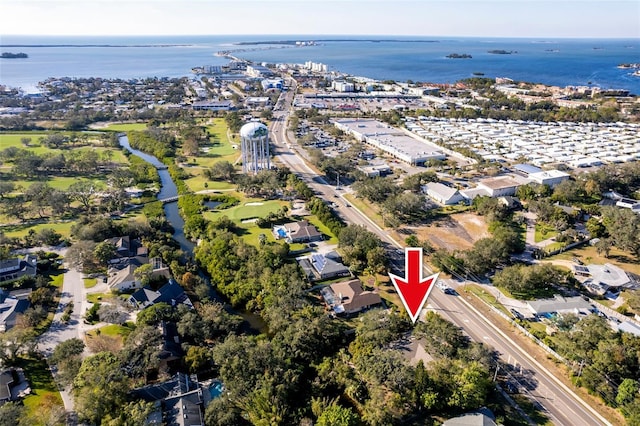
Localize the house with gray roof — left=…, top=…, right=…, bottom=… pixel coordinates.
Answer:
left=129, top=279, right=193, bottom=310
left=574, top=263, right=636, bottom=295
left=0, top=289, right=30, bottom=332
left=298, top=252, right=351, bottom=281
left=132, top=373, right=206, bottom=426
left=0, top=255, right=37, bottom=284
left=273, top=220, right=323, bottom=243
left=526, top=295, right=592, bottom=316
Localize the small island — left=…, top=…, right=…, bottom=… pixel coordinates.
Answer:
left=488, top=49, right=516, bottom=55
left=1, top=52, right=28, bottom=59
left=446, top=53, right=472, bottom=59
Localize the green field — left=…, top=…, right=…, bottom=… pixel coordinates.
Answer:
left=203, top=198, right=287, bottom=223
left=99, top=122, right=148, bottom=132
left=0, top=221, right=74, bottom=239
left=84, top=278, right=98, bottom=289
left=181, top=118, right=241, bottom=192
left=7, top=175, right=106, bottom=191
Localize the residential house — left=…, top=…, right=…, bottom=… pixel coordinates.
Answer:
left=526, top=295, right=592, bottom=317
left=0, top=255, right=37, bottom=284
left=108, top=256, right=170, bottom=292
left=0, top=368, right=30, bottom=405
left=0, top=289, right=30, bottom=332
left=129, top=279, right=194, bottom=310
left=132, top=373, right=207, bottom=426
left=321, top=279, right=382, bottom=316
left=273, top=220, right=323, bottom=244
left=422, top=182, right=466, bottom=205
left=442, top=408, right=498, bottom=426
left=574, top=263, right=636, bottom=295
left=298, top=252, right=350, bottom=281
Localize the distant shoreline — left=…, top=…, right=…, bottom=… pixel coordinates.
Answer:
left=235, top=39, right=440, bottom=45
left=0, top=44, right=192, bottom=48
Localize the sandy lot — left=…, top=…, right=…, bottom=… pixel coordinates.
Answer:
left=402, top=212, right=490, bottom=251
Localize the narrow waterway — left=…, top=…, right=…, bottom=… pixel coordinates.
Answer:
left=118, top=135, right=267, bottom=333
left=118, top=135, right=194, bottom=254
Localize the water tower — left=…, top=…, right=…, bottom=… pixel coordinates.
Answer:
left=240, top=121, right=271, bottom=175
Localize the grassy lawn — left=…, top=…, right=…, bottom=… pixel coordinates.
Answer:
left=344, top=194, right=385, bottom=228
left=84, top=278, right=98, bottom=289
left=100, top=122, right=148, bottom=132
left=87, top=322, right=135, bottom=339
left=463, top=284, right=511, bottom=316
left=548, top=244, right=640, bottom=276
left=184, top=175, right=236, bottom=192
left=534, top=223, right=558, bottom=243
left=17, top=356, right=63, bottom=424
left=179, top=118, right=241, bottom=193
left=87, top=292, right=113, bottom=304
left=9, top=175, right=105, bottom=191
left=1, top=221, right=75, bottom=239
left=49, top=274, right=64, bottom=289
left=203, top=198, right=287, bottom=223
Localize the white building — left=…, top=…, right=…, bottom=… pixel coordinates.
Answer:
left=423, top=182, right=466, bottom=205
left=332, top=81, right=355, bottom=92
left=528, top=170, right=570, bottom=187
left=334, top=118, right=446, bottom=166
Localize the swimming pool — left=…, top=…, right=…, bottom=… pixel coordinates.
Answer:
left=209, top=381, right=224, bottom=399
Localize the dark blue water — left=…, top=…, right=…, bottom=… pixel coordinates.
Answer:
left=1, top=35, right=639, bottom=93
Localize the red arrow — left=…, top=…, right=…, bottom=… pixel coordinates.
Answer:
left=389, top=247, right=439, bottom=323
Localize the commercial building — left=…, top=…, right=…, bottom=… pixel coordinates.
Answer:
left=422, top=182, right=466, bottom=205
left=476, top=176, right=521, bottom=197
left=526, top=295, right=592, bottom=316
left=527, top=170, right=571, bottom=187
left=334, top=118, right=446, bottom=166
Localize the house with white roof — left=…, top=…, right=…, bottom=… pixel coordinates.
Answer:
left=526, top=295, right=592, bottom=316
left=574, top=263, right=636, bottom=294
left=422, top=182, right=466, bottom=205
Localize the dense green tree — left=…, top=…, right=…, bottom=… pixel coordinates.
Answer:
left=73, top=352, right=129, bottom=425
left=316, top=402, right=359, bottom=426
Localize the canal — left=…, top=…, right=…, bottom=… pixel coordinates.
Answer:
left=118, top=135, right=267, bottom=333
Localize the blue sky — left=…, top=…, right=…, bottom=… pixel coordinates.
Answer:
left=1, top=0, right=638, bottom=38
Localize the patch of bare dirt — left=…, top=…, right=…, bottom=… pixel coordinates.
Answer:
left=408, top=213, right=490, bottom=251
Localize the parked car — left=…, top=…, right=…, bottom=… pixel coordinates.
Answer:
left=510, top=309, right=525, bottom=320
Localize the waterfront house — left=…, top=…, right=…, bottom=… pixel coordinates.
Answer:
left=129, top=279, right=193, bottom=310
